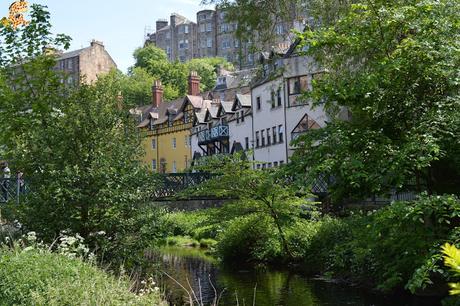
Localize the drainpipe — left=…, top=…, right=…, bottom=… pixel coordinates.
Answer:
left=283, top=78, right=289, bottom=163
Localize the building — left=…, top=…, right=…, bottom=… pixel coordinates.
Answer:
left=54, top=40, right=117, bottom=84
left=212, top=67, right=253, bottom=102
left=188, top=39, right=335, bottom=169
left=148, top=13, right=197, bottom=62
left=250, top=45, right=330, bottom=168
left=137, top=73, right=206, bottom=173
left=145, top=7, right=305, bottom=68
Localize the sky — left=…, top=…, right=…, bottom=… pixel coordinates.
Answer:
left=6, top=0, right=213, bottom=72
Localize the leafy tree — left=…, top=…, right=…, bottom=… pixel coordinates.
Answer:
left=288, top=0, right=460, bottom=200
left=0, top=5, right=161, bottom=264
left=133, top=45, right=233, bottom=98
left=100, top=68, right=179, bottom=107
left=190, top=154, right=314, bottom=258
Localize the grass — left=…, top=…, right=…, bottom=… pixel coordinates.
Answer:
left=0, top=248, right=164, bottom=305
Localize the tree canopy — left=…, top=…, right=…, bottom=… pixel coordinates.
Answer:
left=0, top=5, right=159, bottom=264
left=287, top=0, right=460, bottom=200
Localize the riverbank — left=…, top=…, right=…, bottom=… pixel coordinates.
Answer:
left=158, top=194, right=460, bottom=303
left=0, top=236, right=164, bottom=305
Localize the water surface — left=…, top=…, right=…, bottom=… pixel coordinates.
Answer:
left=147, top=247, right=441, bottom=306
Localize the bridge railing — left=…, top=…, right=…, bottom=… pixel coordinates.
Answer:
left=153, top=173, right=214, bottom=199
left=0, top=178, right=29, bottom=204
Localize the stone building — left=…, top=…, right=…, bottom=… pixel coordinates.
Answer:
left=55, top=40, right=117, bottom=84
left=145, top=7, right=305, bottom=69
left=148, top=13, right=197, bottom=62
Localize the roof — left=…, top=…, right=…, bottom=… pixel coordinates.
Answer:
left=221, top=101, right=234, bottom=113
left=236, top=94, right=251, bottom=107
left=213, top=69, right=255, bottom=92
left=58, top=47, right=87, bottom=60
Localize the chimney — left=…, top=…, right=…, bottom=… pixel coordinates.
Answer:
left=152, top=80, right=163, bottom=108
left=90, top=39, right=104, bottom=48
left=188, top=71, right=201, bottom=96
left=156, top=19, right=168, bottom=31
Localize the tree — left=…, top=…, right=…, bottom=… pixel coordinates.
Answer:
left=189, top=154, right=313, bottom=258
left=287, top=0, right=460, bottom=201
left=0, top=5, right=161, bottom=264
left=101, top=68, right=179, bottom=107
left=133, top=45, right=234, bottom=98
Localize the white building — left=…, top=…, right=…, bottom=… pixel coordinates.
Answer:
left=251, top=47, right=330, bottom=169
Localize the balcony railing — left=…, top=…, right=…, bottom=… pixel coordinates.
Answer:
left=198, top=124, right=229, bottom=145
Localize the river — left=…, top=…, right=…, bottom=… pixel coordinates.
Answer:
left=146, top=246, right=441, bottom=306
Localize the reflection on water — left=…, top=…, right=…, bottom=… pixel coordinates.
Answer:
left=146, top=247, right=441, bottom=306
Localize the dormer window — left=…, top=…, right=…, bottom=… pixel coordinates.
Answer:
left=168, top=114, right=174, bottom=127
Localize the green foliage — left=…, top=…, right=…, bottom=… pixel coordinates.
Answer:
left=216, top=214, right=283, bottom=263
left=0, top=6, right=165, bottom=266
left=0, top=248, right=161, bottom=305
left=133, top=45, right=233, bottom=99
left=191, top=154, right=315, bottom=259
left=288, top=0, right=460, bottom=200
left=443, top=243, right=460, bottom=296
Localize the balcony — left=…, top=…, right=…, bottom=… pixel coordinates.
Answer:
left=198, top=124, right=229, bottom=145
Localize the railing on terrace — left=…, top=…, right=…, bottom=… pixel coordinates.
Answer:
left=0, top=178, right=29, bottom=204
left=197, top=124, right=229, bottom=145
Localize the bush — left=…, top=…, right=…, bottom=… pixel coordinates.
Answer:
left=217, top=214, right=282, bottom=263
left=0, top=248, right=162, bottom=305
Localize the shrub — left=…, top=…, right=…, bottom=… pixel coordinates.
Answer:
left=217, top=214, right=282, bottom=263
left=0, top=248, right=162, bottom=305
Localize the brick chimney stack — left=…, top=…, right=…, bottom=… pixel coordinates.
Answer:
left=188, top=71, right=201, bottom=96
left=152, top=80, right=163, bottom=108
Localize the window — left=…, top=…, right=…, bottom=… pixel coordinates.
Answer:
left=200, top=24, right=206, bottom=32
left=172, top=137, right=177, bottom=149
left=256, top=97, right=261, bottom=110
left=255, top=131, right=260, bottom=148
left=288, top=75, right=309, bottom=106
left=261, top=130, right=265, bottom=147
left=240, top=111, right=245, bottom=122
left=234, top=39, right=239, bottom=48
left=184, top=25, right=189, bottom=34
left=67, top=75, right=74, bottom=85
left=67, top=59, right=73, bottom=70
left=272, top=127, right=277, bottom=144
left=266, top=128, right=271, bottom=145
left=172, top=161, right=177, bottom=173
left=268, top=162, right=272, bottom=168
left=179, top=40, right=189, bottom=49
left=207, top=38, right=212, bottom=48
left=257, top=164, right=261, bottom=170
left=275, top=24, right=284, bottom=35
left=262, top=163, right=267, bottom=169
left=278, top=125, right=284, bottom=143
left=277, top=89, right=282, bottom=107
left=271, top=91, right=276, bottom=108
left=151, top=139, right=156, bottom=149
left=274, top=161, right=279, bottom=167
left=206, top=23, right=212, bottom=32
left=152, top=160, right=157, bottom=171
left=245, top=137, right=249, bottom=150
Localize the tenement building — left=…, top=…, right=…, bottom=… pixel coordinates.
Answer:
left=145, top=7, right=305, bottom=68
left=55, top=40, right=117, bottom=84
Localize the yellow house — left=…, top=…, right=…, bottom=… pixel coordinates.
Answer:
left=137, top=73, right=202, bottom=173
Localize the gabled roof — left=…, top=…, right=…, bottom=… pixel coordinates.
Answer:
left=236, top=94, right=251, bottom=107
